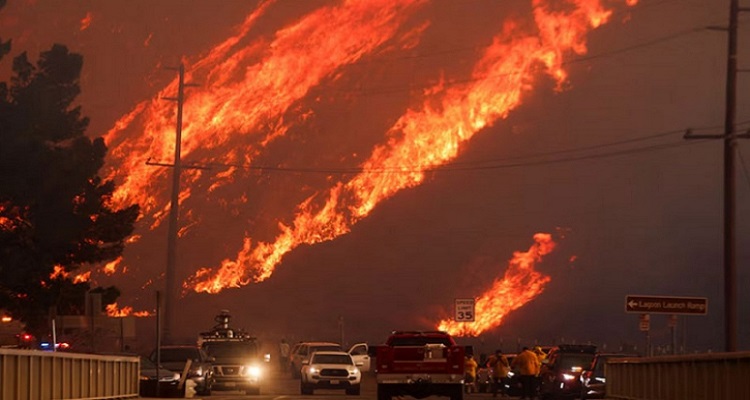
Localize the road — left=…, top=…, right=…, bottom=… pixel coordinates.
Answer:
left=180, top=369, right=509, bottom=400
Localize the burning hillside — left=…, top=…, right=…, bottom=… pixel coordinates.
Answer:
left=89, top=0, right=639, bottom=316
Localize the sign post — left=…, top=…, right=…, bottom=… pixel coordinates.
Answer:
left=640, top=314, right=650, bottom=356
left=626, top=295, right=707, bottom=356
left=455, top=298, right=475, bottom=322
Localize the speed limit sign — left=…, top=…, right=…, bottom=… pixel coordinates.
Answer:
left=455, top=298, right=475, bottom=322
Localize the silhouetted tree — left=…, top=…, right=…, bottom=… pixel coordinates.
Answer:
left=0, top=40, right=139, bottom=339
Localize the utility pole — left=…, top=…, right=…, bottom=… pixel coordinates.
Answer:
left=148, top=64, right=201, bottom=344
left=164, top=64, right=185, bottom=345
left=685, top=0, right=749, bottom=352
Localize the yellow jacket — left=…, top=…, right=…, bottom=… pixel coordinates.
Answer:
left=464, top=357, right=478, bottom=378
left=487, top=354, right=510, bottom=378
left=511, top=349, right=540, bottom=376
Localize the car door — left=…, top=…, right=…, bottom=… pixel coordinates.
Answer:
left=348, top=343, right=370, bottom=372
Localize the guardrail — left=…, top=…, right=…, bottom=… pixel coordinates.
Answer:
left=0, top=348, right=139, bottom=400
left=607, top=351, right=750, bottom=400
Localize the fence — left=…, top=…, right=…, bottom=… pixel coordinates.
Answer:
left=0, top=348, right=139, bottom=400
left=607, top=351, right=750, bottom=400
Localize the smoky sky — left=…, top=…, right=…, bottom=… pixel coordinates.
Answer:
left=1, top=0, right=748, bottom=353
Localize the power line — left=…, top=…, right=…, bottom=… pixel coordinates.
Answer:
left=187, top=127, right=716, bottom=175
left=332, top=23, right=715, bottom=98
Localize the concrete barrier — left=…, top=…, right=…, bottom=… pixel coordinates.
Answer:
left=0, top=348, right=139, bottom=400
left=607, top=351, right=750, bottom=400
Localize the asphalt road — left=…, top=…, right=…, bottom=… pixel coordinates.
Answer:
left=166, top=369, right=512, bottom=400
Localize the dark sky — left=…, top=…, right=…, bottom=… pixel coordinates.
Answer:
left=1, top=0, right=748, bottom=353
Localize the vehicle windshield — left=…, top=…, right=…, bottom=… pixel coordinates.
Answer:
left=141, top=357, right=157, bottom=369
left=310, top=345, right=342, bottom=353
left=559, top=354, right=595, bottom=370
left=159, top=347, right=201, bottom=362
left=204, top=341, right=258, bottom=358
left=312, top=354, right=352, bottom=365
left=389, top=337, right=453, bottom=346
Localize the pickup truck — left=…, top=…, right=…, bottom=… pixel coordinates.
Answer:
left=375, top=331, right=465, bottom=400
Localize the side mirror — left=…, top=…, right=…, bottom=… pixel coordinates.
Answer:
left=302, top=360, right=309, bottom=365
left=355, top=361, right=363, bottom=367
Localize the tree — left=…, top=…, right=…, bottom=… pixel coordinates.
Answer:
left=0, top=40, right=139, bottom=339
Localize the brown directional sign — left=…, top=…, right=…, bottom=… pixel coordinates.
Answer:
left=625, top=295, right=708, bottom=315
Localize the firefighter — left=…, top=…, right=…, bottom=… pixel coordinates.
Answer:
left=511, top=347, right=541, bottom=400
left=487, top=349, right=510, bottom=397
left=464, top=354, right=478, bottom=393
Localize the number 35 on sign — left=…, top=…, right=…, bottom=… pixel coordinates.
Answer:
left=455, top=298, right=476, bottom=322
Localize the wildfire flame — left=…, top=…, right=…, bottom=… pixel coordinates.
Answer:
left=103, top=256, right=123, bottom=275
left=105, top=303, right=152, bottom=317
left=104, top=0, right=427, bottom=224
left=188, top=0, right=630, bottom=293
left=436, top=233, right=556, bottom=337
left=72, top=271, right=91, bottom=284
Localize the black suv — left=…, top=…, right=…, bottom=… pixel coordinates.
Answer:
left=150, top=345, right=215, bottom=395
left=539, top=344, right=597, bottom=400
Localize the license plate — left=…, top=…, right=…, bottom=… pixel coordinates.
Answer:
left=330, top=380, right=339, bottom=385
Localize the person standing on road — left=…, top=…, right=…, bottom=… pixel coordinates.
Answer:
left=511, top=347, right=541, bottom=400
left=487, top=349, right=510, bottom=397
left=279, top=338, right=290, bottom=372
left=464, top=354, right=478, bottom=393
left=532, top=346, right=547, bottom=398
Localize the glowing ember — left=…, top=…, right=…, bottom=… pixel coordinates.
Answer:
left=436, top=233, right=556, bottom=336
left=80, top=12, right=93, bottom=31
left=189, top=0, right=630, bottom=293
left=105, top=303, right=152, bottom=317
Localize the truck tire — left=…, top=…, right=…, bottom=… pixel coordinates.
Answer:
left=377, top=384, right=391, bottom=400
left=245, top=386, right=261, bottom=395
left=300, top=382, right=314, bottom=395
left=450, top=385, right=464, bottom=400
left=345, top=385, right=361, bottom=395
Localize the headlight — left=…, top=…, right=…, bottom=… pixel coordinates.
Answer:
left=348, top=367, right=360, bottom=375
left=308, top=367, right=319, bottom=375
left=191, top=366, right=204, bottom=377
left=507, top=371, right=515, bottom=377
left=562, top=373, right=575, bottom=381
left=245, top=365, right=262, bottom=378
left=570, top=366, right=582, bottom=372
left=264, top=353, right=271, bottom=362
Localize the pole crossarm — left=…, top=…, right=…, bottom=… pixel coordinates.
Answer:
left=683, top=129, right=750, bottom=140
left=145, top=157, right=213, bottom=170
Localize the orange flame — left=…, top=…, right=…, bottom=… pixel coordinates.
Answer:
left=190, top=0, right=627, bottom=293
left=103, top=0, right=427, bottom=225
left=73, top=271, right=91, bottom=284
left=50, top=265, right=68, bottom=280
left=436, top=233, right=556, bottom=337
left=105, top=303, right=152, bottom=317
left=103, top=256, right=123, bottom=275
left=80, top=12, right=93, bottom=31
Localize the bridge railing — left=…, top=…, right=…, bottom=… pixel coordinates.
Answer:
left=607, top=351, right=750, bottom=400
left=0, top=348, right=139, bottom=400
